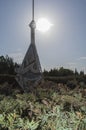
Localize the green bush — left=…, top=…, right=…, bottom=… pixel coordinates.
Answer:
left=67, top=80, right=77, bottom=89
left=0, top=81, right=86, bottom=130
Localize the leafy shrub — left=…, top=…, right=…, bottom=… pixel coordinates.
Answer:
left=0, top=113, right=39, bottom=130
left=0, top=81, right=86, bottom=130
left=67, top=80, right=77, bottom=89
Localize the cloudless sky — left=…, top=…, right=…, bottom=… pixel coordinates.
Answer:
left=0, top=0, right=86, bottom=72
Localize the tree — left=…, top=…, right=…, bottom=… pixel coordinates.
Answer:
left=75, top=68, right=79, bottom=75
left=43, top=69, right=49, bottom=76
left=80, top=71, right=84, bottom=76
left=0, top=55, right=17, bottom=75
left=58, top=67, right=74, bottom=76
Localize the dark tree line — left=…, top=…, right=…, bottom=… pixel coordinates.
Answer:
left=0, top=55, right=85, bottom=77
left=43, top=67, right=86, bottom=85
left=0, top=55, right=86, bottom=85
left=0, top=55, right=17, bottom=75
left=43, top=67, right=84, bottom=77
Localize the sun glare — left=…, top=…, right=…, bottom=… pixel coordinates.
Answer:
left=36, top=18, right=53, bottom=32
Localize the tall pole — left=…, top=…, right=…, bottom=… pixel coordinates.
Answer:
left=32, top=0, right=34, bottom=20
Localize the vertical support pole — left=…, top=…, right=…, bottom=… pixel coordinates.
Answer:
left=32, top=0, right=34, bottom=20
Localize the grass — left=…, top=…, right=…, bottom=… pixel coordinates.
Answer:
left=0, top=80, right=86, bottom=130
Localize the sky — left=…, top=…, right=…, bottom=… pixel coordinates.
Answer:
left=0, top=0, right=86, bottom=73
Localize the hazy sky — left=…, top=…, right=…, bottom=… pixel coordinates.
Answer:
left=0, top=0, right=86, bottom=72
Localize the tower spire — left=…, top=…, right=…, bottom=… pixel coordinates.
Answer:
left=29, top=0, right=36, bottom=44
left=32, top=0, right=34, bottom=20
left=15, top=0, right=42, bottom=90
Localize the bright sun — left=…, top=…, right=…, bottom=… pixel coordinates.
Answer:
left=36, top=18, right=53, bottom=32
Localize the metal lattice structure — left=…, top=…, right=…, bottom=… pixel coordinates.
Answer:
left=15, top=0, right=42, bottom=89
